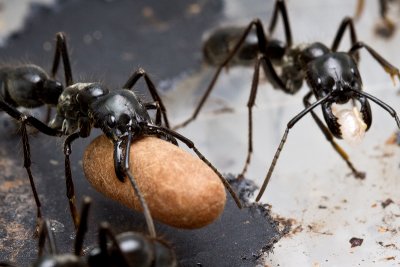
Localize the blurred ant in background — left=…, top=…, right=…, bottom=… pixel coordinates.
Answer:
left=173, top=0, right=400, bottom=201
left=355, top=0, right=400, bottom=37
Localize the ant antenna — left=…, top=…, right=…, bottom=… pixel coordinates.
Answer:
left=124, top=131, right=157, bottom=238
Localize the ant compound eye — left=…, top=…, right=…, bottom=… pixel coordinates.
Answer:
left=106, top=115, right=116, bottom=128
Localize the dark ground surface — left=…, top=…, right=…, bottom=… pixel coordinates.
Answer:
left=0, top=1, right=282, bottom=266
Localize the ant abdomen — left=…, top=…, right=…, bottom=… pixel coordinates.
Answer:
left=1, top=65, right=62, bottom=108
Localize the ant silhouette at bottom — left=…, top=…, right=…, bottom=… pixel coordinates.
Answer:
left=0, top=32, right=242, bottom=236
left=173, top=0, right=400, bottom=201
left=0, top=197, right=177, bottom=267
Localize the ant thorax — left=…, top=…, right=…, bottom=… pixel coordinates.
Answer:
left=279, top=45, right=305, bottom=93
left=332, top=103, right=367, bottom=145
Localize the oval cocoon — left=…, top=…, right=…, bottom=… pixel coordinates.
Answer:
left=83, top=135, right=226, bottom=229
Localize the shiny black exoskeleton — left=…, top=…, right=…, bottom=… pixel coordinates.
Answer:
left=0, top=33, right=242, bottom=237
left=174, top=0, right=400, bottom=200
left=0, top=198, right=177, bottom=267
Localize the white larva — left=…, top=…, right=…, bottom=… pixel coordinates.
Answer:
left=332, top=104, right=367, bottom=145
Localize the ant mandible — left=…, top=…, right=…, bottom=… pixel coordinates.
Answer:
left=0, top=32, right=242, bottom=237
left=174, top=0, right=400, bottom=200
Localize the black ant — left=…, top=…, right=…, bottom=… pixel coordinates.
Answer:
left=0, top=32, right=242, bottom=236
left=355, top=0, right=400, bottom=38
left=0, top=197, right=177, bottom=267
left=173, top=0, right=400, bottom=200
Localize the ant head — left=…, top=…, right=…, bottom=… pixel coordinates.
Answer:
left=33, top=255, right=86, bottom=267
left=90, top=90, right=150, bottom=141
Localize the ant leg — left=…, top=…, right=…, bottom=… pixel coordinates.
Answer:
left=122, top=68, right=170, bottom=129
left=0, top=100, right=60, bottom=226
left=98, top=222, right=131, bottom=266
left=50, top=32, right=74, bottom=86
left=173, top=19, right=269, bottom=130
left=238, top=56, right=263, bottom=179
left=145, top=102, right=178, bottom=146
left=44, top=32, right=73, bottom=123
left=149, top=124, right=243, bottom=209
left=145, top=102, right=162, bottom=126
left=331, top=17, right=359, bottom=61
left=64, top=132, right=81, bottom=229
left=349, top=88, right=400, bottom=129
left=349, top=42, right=400, bottom=83
left=303, top=92, right=365, bottom=178
left=268, top=0, right=293, bottom=46
left=354, top=0, right=365, bottom=20
left=255, top=93, right=332, bottom=201
left=0, top=100, right=62, bottom=136
left=238, top=52, right=298, bottom=178
left=376, top=0, right=395, bottom=37
left=123, top=132, right=157, bottom=238
left=74, top=197, right=91, bottom=256
left=260, top=55, right=298, bottom=94
left=20, top=121, right=43, bottom=222
left=38, top=220, right=57, bottom=256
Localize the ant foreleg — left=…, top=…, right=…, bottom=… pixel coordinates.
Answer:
left=303, top=92, right=365, bottom=179
left=349, top=42, right=400, bottom=83
left=256, top=93, right=332, bottom=201
left=122, top=68, right=170, bottom=129
left=173, top=19, right=269, bottom=130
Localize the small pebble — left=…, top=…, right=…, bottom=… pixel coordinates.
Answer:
left=83, top=135, right=226, bottom=229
